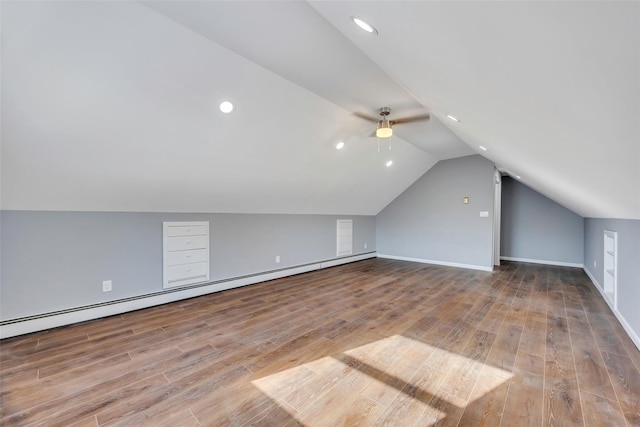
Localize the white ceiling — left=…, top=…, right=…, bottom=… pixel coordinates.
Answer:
left=2, top=1, right=639, bottom=219
left=310, top=1, right=640, bottom=219
left=141, top=0, right=472, bottom=160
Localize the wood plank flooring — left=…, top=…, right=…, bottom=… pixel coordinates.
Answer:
left=1, top=259, right=639, bottom=426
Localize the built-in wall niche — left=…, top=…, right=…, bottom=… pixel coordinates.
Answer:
left=603, top=230, right=617, bottom=308
left=163, top=221, right=210, bottom=289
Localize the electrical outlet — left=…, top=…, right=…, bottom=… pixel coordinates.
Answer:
left=364, top=243, right=368, bottom=249
left=102, top=280, right=112, bottom=292
left=275, top=255, right=280, bottom=263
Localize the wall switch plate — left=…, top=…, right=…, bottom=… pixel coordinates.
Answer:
left=479, top=211, right=489, bottom=217
left=463, top=197, right=469, bottom=204
left=594, top=260, right=597, bottom=268
left=275, top=256, right=280, bottom=263
left=102, top=280, right=112, bottom=292
left=364, top=243, right=368, bottom=249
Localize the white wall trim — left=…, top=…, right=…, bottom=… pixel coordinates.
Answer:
left=377, top=254, right=493, bottom=272
left=583, top=266, right=640, bottom=352
left=500, top=256, right=583, bottom=268
left=0, top=252, right=376, bottom=339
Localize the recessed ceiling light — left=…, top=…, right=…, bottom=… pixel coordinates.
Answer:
left=352, top=17, right=378, bottom=35
left=479, top=145, right=488, bottom=151
left=219, top=101, right=234, bottom=114
left=336, top=141, right=345, bottom=150
left=386, top=160, right=393, bottom=167
left=446, top=114, right=460, bottom=122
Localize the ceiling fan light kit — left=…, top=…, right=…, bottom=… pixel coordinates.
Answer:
left=376, top=119, right=393, bottom=138
left=376, top=106, right=393, bottom=138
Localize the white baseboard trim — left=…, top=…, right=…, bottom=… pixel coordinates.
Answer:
left=500, top=256, right=583, bottom=268
left=582, top=266, right=640, bottom=352
left=583, top=266, right=601, bottom=291
left=614, top=311, right=640, bottom=353
left=0, top=253, right=376, bottom=340
left=377, top=254, right=493, bottom=272
left=320, top=252, right=377, bottom=269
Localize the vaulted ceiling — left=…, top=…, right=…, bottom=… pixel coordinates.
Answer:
left=2, top=1, right=639, bottom=219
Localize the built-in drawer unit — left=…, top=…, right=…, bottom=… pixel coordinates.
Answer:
left=163, top=221, right=210, bottom=289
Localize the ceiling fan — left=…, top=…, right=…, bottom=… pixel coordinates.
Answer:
left=356, top=107, right=430, bottom=138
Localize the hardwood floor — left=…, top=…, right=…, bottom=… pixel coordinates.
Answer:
left=1, top=259, right=639, bottom=426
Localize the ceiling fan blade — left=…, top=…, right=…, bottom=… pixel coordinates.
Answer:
left=392, top=114, right=431, bottom=125
left=353, top=112, right=380, bottom=123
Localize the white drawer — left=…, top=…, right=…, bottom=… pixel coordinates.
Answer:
left=166, top=249, right=208, bottom=266
left=166, top=225, right=208, bottom=237
left=166, top=262, right=208, bottom=284
left=165, top=235, right=208, bottom=251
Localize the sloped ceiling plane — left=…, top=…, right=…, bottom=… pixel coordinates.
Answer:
left=2, top=1, right=638, bottom=219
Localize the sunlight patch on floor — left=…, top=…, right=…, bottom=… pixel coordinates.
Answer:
left=252, top=335, right=512, bottom=425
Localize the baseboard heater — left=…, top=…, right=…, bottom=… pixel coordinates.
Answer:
left=0, top=252, right=377, bottom=339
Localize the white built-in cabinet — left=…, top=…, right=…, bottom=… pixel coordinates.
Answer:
left=603, top=230, right=617, bottom=308
left=337, top=219, right=353, bottom=257
left=163, top=221, right=210, bottom=289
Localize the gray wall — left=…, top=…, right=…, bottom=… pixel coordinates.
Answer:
left=376, top=155, right=495, bottom=269
left=584, top=218, right=640, bottom=342
left=501, top=176, right=584, bottom=265
left=0, top=211, right=375, bottom=320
